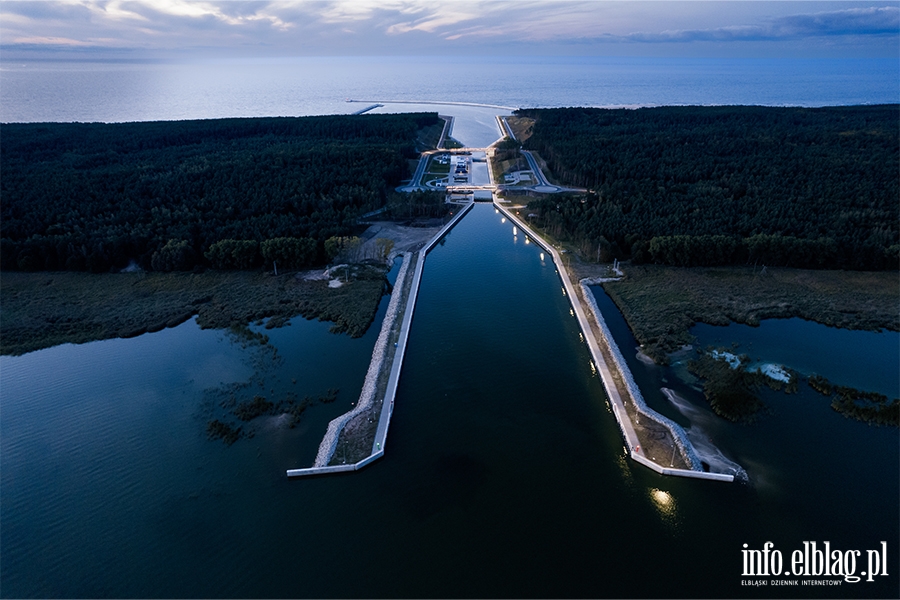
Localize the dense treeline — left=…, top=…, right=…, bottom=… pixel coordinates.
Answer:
left=1, top=113, right=440, bottom=272
left=518, top=105, right=899, bottom=270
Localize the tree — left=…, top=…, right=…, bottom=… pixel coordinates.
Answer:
left=151, top=239, right=196, bottom=271
left=260, top=237, right=317, bottom=270
left=324, top=235, right=362, bottom=263
left=205, top=239, right=259, bottom=270
left=374, top=238, right=395, bottom=262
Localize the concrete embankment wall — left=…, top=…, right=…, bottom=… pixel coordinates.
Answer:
left=369, top=202, right=475, bottom=455
left=439, top=116, right=455, bottom=149
left=493, top=203, right=733, bottom=483
left=310, top=250, right=414, bottom=468
left=288, top=203, right=474, bottom=478
left=579, top=283, right=703, bottom=471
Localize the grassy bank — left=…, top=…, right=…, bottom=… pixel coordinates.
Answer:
left=596, top=264, right=899, bottom=364
left=1, top=267, right=387, bottom=356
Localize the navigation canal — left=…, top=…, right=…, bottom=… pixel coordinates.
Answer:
left=1, top=203, right=896, bottom=598
left=351, top=203, right=895, bottom=598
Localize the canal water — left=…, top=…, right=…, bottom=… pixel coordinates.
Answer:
left=1, top=205, right=897, bottom=598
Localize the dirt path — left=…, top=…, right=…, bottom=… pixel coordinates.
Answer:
left=359, top=220, right=445, bottom=255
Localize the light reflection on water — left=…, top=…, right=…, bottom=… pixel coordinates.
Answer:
left=649, top=488, right=681, bottom=531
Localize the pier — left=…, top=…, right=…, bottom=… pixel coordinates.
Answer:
left=287, top=202, right=475, bottom=477
left=351, top=103, right=383, bottom=115
left=346, top=99, right=518, bottom=111
left=494, top=202, right=735, bottom=482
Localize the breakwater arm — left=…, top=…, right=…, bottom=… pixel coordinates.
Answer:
left=493, top=203, right=733, bottom=482
left=346, top=99, right=518, bottom=111
left=351, top=104, right=383, bottom=115
left=311, top=251, right=414, bottom=468
left=287, top=203, right=475, bottom=477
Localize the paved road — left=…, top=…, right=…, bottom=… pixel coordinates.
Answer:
left=520, top=150, right=552, bottom=187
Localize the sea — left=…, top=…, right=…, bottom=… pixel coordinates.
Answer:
left=1, top=56, right=898, bottom=123
left=1, top=55, right=899, bottom=599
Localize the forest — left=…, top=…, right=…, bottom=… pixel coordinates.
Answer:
left=1, top=113, right=441, bottom=272
left=518, top=105, right=899, bottom=270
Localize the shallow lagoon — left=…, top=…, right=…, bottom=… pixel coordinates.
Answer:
left=0, top=264, right=403, bottom=597
left=692, top=318, right=899, bottom=399
left=591, top=285, right=898, bottom=582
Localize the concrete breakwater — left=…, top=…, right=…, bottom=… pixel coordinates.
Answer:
left=287, top=203, right=475, bottom=478
left=493, top=202, right=733, bottom=482
left=311, top=251, right=414, bottom=468
left=579, top=282, right=702, bottom=471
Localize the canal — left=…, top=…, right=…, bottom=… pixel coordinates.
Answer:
left=1, top=204, right=896, bottom=598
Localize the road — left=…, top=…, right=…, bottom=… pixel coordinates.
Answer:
left=397, top=111, right=584, bottom=195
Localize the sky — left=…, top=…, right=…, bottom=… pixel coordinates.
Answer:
left=1, top=1, right=898, bottom=61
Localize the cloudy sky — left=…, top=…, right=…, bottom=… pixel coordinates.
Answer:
left=1, top=1, right=898, bottom=60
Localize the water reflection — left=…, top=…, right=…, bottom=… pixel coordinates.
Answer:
left=649, top=488, right=680, bottom=529
left=650, top=488, right=675, bottom=514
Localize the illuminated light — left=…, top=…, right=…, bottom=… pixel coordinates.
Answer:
left=651, top=489, right=673, bottom=507
left=649, top=488, right=678, bottom=523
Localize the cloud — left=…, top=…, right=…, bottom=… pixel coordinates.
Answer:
left=0, top=1, right=897, bottom=58
left=618, top=6, right=900, bottom=43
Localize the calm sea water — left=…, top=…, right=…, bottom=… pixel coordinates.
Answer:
left=1, top=56, right=898, bottom=123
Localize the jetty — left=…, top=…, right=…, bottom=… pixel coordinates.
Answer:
left=351, top=103, right=383, bottom=115
left=286, top=203, right=475, bottom=477
left=346, top=99, right=519, bottom=111
left=494, top=202, right=735, bottom=482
